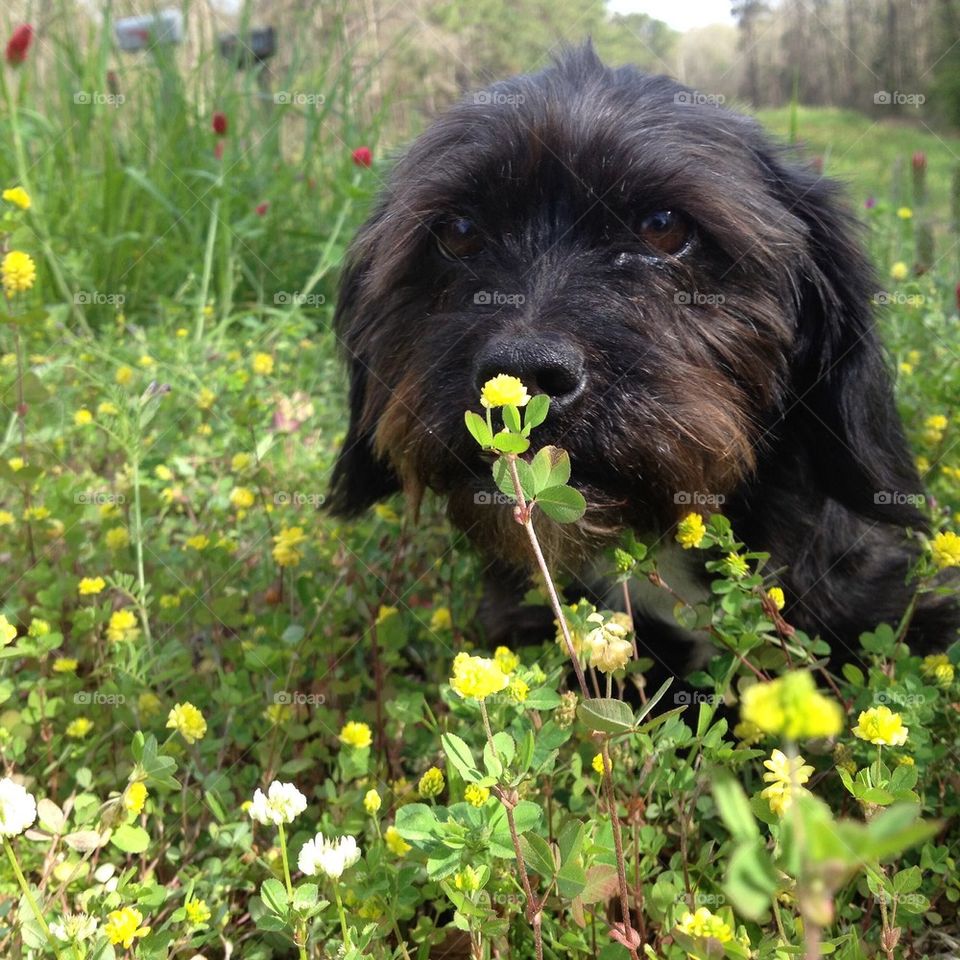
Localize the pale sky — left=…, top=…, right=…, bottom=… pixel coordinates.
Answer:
left=606, top=0, right=736, bottom=32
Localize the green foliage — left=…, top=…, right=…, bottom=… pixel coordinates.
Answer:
left=0, top=9, right=959, bottom=955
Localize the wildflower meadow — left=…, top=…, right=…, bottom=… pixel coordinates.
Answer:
left=1, top=5, right=960, bottom=960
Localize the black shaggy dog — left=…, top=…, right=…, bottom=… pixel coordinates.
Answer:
left=328, top=45, right=958, bottom=671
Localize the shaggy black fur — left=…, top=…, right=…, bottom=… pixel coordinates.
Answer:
left=327, top=45, right=958, bottom=668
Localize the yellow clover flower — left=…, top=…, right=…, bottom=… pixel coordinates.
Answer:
left=740, top=671, right=843, bottom=741
left=930, top=531, right=960, bottom=570
left=592, top=752, right=612, bottom=775
left=167, top=702, right=207, bottom=744
left=184, top=534, right=209, bottom=551
left=852, top=706, right=908, bottom=746
left=889, top=261, right=909, bottom=281
left=384, top=825, right=411, bottom=856
left=722, top=552, right=750, bottom=579
left=494, top=645, right=519, bottom=674
left=78, top=576, right=106, bottom=596
left=73, top=408, right=93, bottom=426
left=429, top=606, right=452, bottom=632
left=2, top=251, right=36, bottom=295
left=896, top=206, right=913, bottom=220
left=184, top=898, right=211, bottom=925
left=921, top=653, right=954, bottom=687
left=0, top=615, right=17, bottom=646
left=363, top=789, right=381, bottom=815
left=123, top=781, right=147, bottom=816
left=766, top=586, right=786, bottom=610
left=418, top=767, right=445, bottom=798
left=105, top=526, right=130, bottom=550
left=584, top=612, right=633, bottom=674
left=230, top=486, right=255, bottom=510
left=677, top=907, right=734, bottom=943
left=272, top=526, right=308, bottom=567
left=339, top=721, right=372, bottom=750
left=676, top=512, right=707, bottom=549
left=480, top=373, right=530, bottom=409
left=106, top=609, right=139, bottom=643
left=2, top=186, right=31, bottom=209
left=53, top=658, right=78, bottom=673
left=464, top=784, right=490, bottom=807
left=252, top=352, right=274, bottom=375
left=66, top=718, right=93, bottom=738
left=450, top=652, right=509, bottom=701
left=760, top=748, right=814, bottom=817
left=103, top=907, right=150, bottom=949
left=509, top=677, right=529, bottom=703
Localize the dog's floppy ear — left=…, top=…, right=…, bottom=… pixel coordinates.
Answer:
left=326, top=219, right=401, bottom=517
left=761, top=150, right=925, bottom=528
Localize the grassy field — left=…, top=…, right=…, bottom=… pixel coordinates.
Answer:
left=0, top=20, right=959, bottom=960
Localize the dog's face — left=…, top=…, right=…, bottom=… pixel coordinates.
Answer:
left=329, top=47, right=922, bottom=569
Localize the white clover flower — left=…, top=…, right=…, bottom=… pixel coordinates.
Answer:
left=51, top=913, right=99, bottom=943
left=584, top=613, right=633, bottom=674
left=0, top=777, right=37, bottom=836
left=248, top=780, right=307, bottom=826
left=298, top=832, right=361, bottom=879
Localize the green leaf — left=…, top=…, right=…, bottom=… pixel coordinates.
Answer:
left=493, top=457, right=534, bottom=501
left=254, top=913, right=288, bottom=932
left=712, top=772, right=761, bottom=844
left=464, top=411, right=493, bottom=448
left=293, top=883, right=319, bottom=911
left=519, top=833, right=556, bottom=880
left=512, top=800, right=542, bottom=835
left=442, top=733, right=485, bottom=783
left=528, top=446, right=553, bottom=496
left=523, top=394, right=550, bottom=431
left=724, top=840, right=778, bottom=920
left=523, top=687, right=561, bottom=711
left=556, top=860, right=587, bottom=900
left=893, top=866, right=922, bottom=895
left=841, top=663, right=865, bottom=686
left=577, top=698, right=635, bottom=735
left=395, top=803, right=442, bottom=844
left=535, top=484, right=586, bottom=524
left=491, top=431, right=529, bottom=454
left=489, top=732, right=516, bottom=768
left=501, top=404, right=522, bottom=433
left=578, top=863, right=620, bottom=905
left=633, top=677, right=674, bottom=724
left=862, top=804, right=940, bottom=861
left=542, top=446, right=571, bottom=487
left=110, top=824, right=150, bottom=854
left=260, top=878, right=289, bottom=917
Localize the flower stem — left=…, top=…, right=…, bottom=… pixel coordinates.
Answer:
left=505, top=456, right=589, bottom=699
left=599, top=741, right=641, bottom=959
left=4, top=838, right=63, bottom=960
left=277, top=823, right=294, bottom=898
left=194, top=194, right=221, bottom=342
left=130, top=453, right=152, bottom=648
left=480, top=700, right=543, bottom=960
left=333, top=882, right=351, bottom=947
left=13, top=325, right=35, bottom=564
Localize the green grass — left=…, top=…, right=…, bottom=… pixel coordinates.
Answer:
left=0, top=14, right=959, bottom=956
left=759, top=105, right=960, bottom=216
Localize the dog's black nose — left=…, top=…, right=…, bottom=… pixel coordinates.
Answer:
left=473, top=337, right=586, bottom=410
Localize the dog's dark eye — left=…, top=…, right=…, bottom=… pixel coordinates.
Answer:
left=436, top=218, right=483, bottom=260
left=638, top=210, right=690, bottom=256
